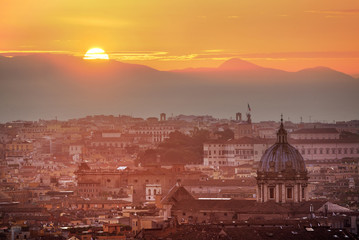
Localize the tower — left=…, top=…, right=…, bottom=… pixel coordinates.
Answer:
left=256, top=116, right=308, bottom=203
left=160, top=113, right=166, bottom=121
left=235, top=112, right=242, bottom=121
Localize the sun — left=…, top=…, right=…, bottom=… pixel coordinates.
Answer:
left=83, top=48, right=109, bottom=60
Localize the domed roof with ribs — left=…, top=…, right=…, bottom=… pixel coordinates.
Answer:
left=258, top=117, right=306, bottom=173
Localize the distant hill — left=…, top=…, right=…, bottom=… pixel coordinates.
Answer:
left=0, top=55, right=358, bottom=122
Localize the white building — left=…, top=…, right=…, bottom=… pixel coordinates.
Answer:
left=203, top=137, right=270, bottom=166
left=203, top=136, right=359, bottom=166
left=129, top=125, right=175, bottom=143
left=290, top=128, right=340, bottom=140
left=291, top=139, right=359, bottom=161
left=145, top=184, right=161, bottom=201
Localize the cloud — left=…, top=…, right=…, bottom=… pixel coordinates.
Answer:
left=103, top=51, right=359, bottom=62
left=109, top=51, right=167, bottom=61
left=203, top=49, right=225, bottom=53
left=59, top=17, right=131, bottom=28
left=0, top=50, right=69, bottom=54
left=2, top=50, right=358, bottom=63
left=108, top=51, right=198, bottom=62
left=0, top=50, right=73, bottom=57
left=305, top=9, right=359, bottom=15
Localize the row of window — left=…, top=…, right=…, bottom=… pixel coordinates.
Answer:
left=79, top=188, right=98, bottom=192
left=206, top=150, right=255, bottom=155
left=267, top=187, right=305, bottom=200
left=133, top=179, right=161, bottom=183
left=79, top=183, right=98, bottom=187
left=92, top=142, right=127, bottom=147
left=147, top=189, right=161, bottom=195
left=301, top=148, right=359, bottom=155
left=207, top=144, right=252, bottom=147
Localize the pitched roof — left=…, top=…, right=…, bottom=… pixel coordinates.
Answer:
left=205, top=137, right=271, bottom=145
left=316, top=201, right=353, bottom=213
left=172, top=199, right=257, bottom=212
left=182, top=178, right=256, bottom=187
left=291, top=128, right=339, bottom=134
left=161, top=184, right=195, bottom=204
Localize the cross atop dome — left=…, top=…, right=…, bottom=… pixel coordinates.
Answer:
left=277, top=114, right=288, bottom=144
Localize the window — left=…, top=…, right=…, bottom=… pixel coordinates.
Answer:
left=269, top=187, right=275, bottom=199
left=302, top=187, right=305, bottom=199
left=287, top=188, right=292, bottom=199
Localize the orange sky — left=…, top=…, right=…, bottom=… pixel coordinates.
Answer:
left=1, top=0, right=359, bottom=75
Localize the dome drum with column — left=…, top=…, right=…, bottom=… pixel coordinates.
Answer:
left=256, top=116, right=309, bottom=203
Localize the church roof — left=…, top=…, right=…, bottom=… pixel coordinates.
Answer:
left=161, top=184, right=194, bottom=205
left=258, top=118, right=306, bottom=173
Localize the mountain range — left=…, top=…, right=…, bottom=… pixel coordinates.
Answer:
left=0, top=54, right=358, bottom=122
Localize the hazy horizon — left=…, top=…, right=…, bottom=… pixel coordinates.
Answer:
left=0, top=54, right=358, bottom=123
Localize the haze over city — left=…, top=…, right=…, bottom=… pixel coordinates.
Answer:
left=1, top=1, right=359, bottom=240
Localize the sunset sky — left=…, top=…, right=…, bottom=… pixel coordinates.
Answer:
left=1, top=0, right=359, bottom=75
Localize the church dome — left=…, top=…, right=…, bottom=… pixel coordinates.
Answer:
left=258, top=118, right=306, bottom=173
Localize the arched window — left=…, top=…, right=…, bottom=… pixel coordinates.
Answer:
left=148, top=189, right=152, bottom=195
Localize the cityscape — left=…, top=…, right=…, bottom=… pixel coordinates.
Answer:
left=1, top=112, right=359, bottom=239
left=1, top=1, right=359, bottom=239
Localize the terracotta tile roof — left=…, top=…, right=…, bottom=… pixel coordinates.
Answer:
left=182, top=178, right=257, bottom=187
left=291, top=128, right=339, bottom=134
left=172, top=199, right=256, bottom=211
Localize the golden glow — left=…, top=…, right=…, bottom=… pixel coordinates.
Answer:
left=1, top=1, right=359, bottom=74
left=83, top=48, right=109, bottom=60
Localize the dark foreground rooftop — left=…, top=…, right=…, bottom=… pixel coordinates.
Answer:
left=139, top=224, right=357, bottom=240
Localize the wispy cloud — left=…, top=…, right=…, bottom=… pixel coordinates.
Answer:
left=203, top=49, right=225, bottom=53
left=109, top=51, right=168, bottom=61
left=305, top=9, right=359, bottom=15
left=2, top=50, right=359, bottom=63
left=59, top=17, right=131, bottom=28
left=108, top=51, right=198, bottom=62
left=0, top=50, right=70, bottom=54
left=227, top=16, right=239, bottom=19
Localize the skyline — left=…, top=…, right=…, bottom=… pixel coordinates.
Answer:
left=1, top=1, right=359, bottom=75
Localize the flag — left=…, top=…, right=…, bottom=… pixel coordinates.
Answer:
left=248, top=104, right=251, bottom=111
